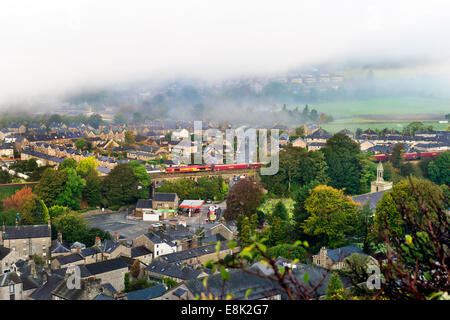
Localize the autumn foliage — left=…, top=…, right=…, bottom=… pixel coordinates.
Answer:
left=3, top=186, right=34, bottom=211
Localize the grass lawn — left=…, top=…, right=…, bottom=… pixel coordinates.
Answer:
left=0, top=186, right=23, bottom=201
left=259, top=198, right=295, bottom=220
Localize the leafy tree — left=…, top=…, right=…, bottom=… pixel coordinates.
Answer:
left=427, top=151, right=449, bottom=185
left=125, top=130, right=136, bottom=146
left=400, top=162, right=417, bottom=177
left=163, top=277, right=178, bottom=289
left=272, top=201, right=289, bottom=221
left=358, top=153, right=377, bottom=194
left=292, top=180, right=320, bottom=241
left=322, top=133, right=361, bottom=195
left=0, top=209, right=19, bottom=226
left=124, top=273, right=131, bottom=293
left=391, top=144, right=404, bottom=169
left=83, top=170, right=102, bottom=207
left=294, top=126, right=305, bottom=137
left=267, top=243, right=307, bottom=263
left=35, top=168, right=67, bottom=207
left=326, top=272, right=344, bottom=300
left=237, top=214, right=258, bottom=248
left=114, top=113, right=127, bottom=125
left=21, top=195, right=49, bottom=225
left=0, top=170, right=12, bottom=184
left=374, top=177, right=445, bottom=239
left=224, top=179, right=264, bottom=221
left=261, top=147, right=327, bottom=197
left=3, top=186, right=34, bottom=211
left=76, top=156, right=98, bottom=178
left=48, top=205, right=69, bottom=219
left=88, top=113, right=103, bottom=129
left=101, top=164, right=138, bottom=207
left=56, top=168, right=86, bottom=210
left=375, top=177, right=449, bottom=299
left=382, top=161, right=393, bottom=181
left=25, top=158, right=38, bottom=172
left=75, top=138, right=89, bottom=151
left=128, top=161, right=150, bottom=187
left=268, top=216, right=288, bottom=246
left=52, top=211, right=89, bottom=243
left=60, top=158, right=77, bottom=170
left=130, top=259, right=141, bottom=278
left=302, top=185, right=359, bottom=248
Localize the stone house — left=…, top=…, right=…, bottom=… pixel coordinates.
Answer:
left=157, top=242, right=235, bottom=268
left=84, top=258, right=129, bottom=292
left=291, top=137, right=307, bottom=148
left=0, top=246, right=21, bottom=273
left=146, top=260, right=206, bottom=283
left=152, top=193, right=179, bottom=210
left=0, top=223, right=52, bottom=262
left=0, top=272, right=23, bottom=300
left=312, top=245, right=364, bottom=270
left=132, top=233, right=177, bottom=259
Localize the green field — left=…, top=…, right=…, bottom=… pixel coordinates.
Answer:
left=313, top=96, right=449, bottom=133
left=0, top=186, right=23, bottom=201
left=314, top=97, right=449, bottom=117
left=322, top=119, right=448, bottom=134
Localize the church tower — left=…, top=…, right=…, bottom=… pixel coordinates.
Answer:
left=371, top=161, right=392, bottom=193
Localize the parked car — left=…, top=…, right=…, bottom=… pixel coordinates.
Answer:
left=206, top=199, right=212, bottom=204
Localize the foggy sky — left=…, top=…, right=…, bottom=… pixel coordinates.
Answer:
left=1, top=0, right=450, bottom=107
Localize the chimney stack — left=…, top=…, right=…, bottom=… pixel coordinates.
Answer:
left=30, top=260, right=37, bottom=278
left=48, top=218, right=51, bottom=227
left=95, top=236, right=101, bottom=247
left=15, top=218, right=18, bottom=227
left=57, top=231, right=62, bottom=243
left=114, top=232, right=119, bottom=242
left=2, top=221, right=5, bottom=232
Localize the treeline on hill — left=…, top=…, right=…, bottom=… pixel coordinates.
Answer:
left=0, top=113, right=104, bottom=129
left=355, top=121, right=436, bottom=137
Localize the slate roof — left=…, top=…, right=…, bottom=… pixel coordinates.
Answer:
left=0, top=272, right=22, bottom=287
left=2, top=225, right=51, bottom=240
left=55, top=253, right=84, bottom=265
left=131, top=246, right=152, bottom=258
left=159, top=243, right=229, bottom=264
left=125, top=284, right=166, bottom=300
left=81, top=247, right=100, bottom=257
left=146, top=260, right=202, bottom=280
left=136, top=199, right=153, bottom=209
left=146, top=233, right=177, bottom=247
left=51, top=242, right=71, bottom=254
left=84, top=258, right=128, bottom=275
left=28, top=274, right=64, bottom=300
left=153, top=192, right=177, bottom=202
left=184, top=268, right=280, bottom=300
left=0, top=246, right=11, bottom=260
left=306, top=128, right=331, bottom=139
left=352, top=190, right=388, bottom=210
left=318, top=245, right=364, bottom=263
left=99, top=240, right=122, bottom=254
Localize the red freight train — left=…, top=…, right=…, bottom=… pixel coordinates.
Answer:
left=374, top=151, right=443, bottom=162
left=165, top=162, right=263, bottom=173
